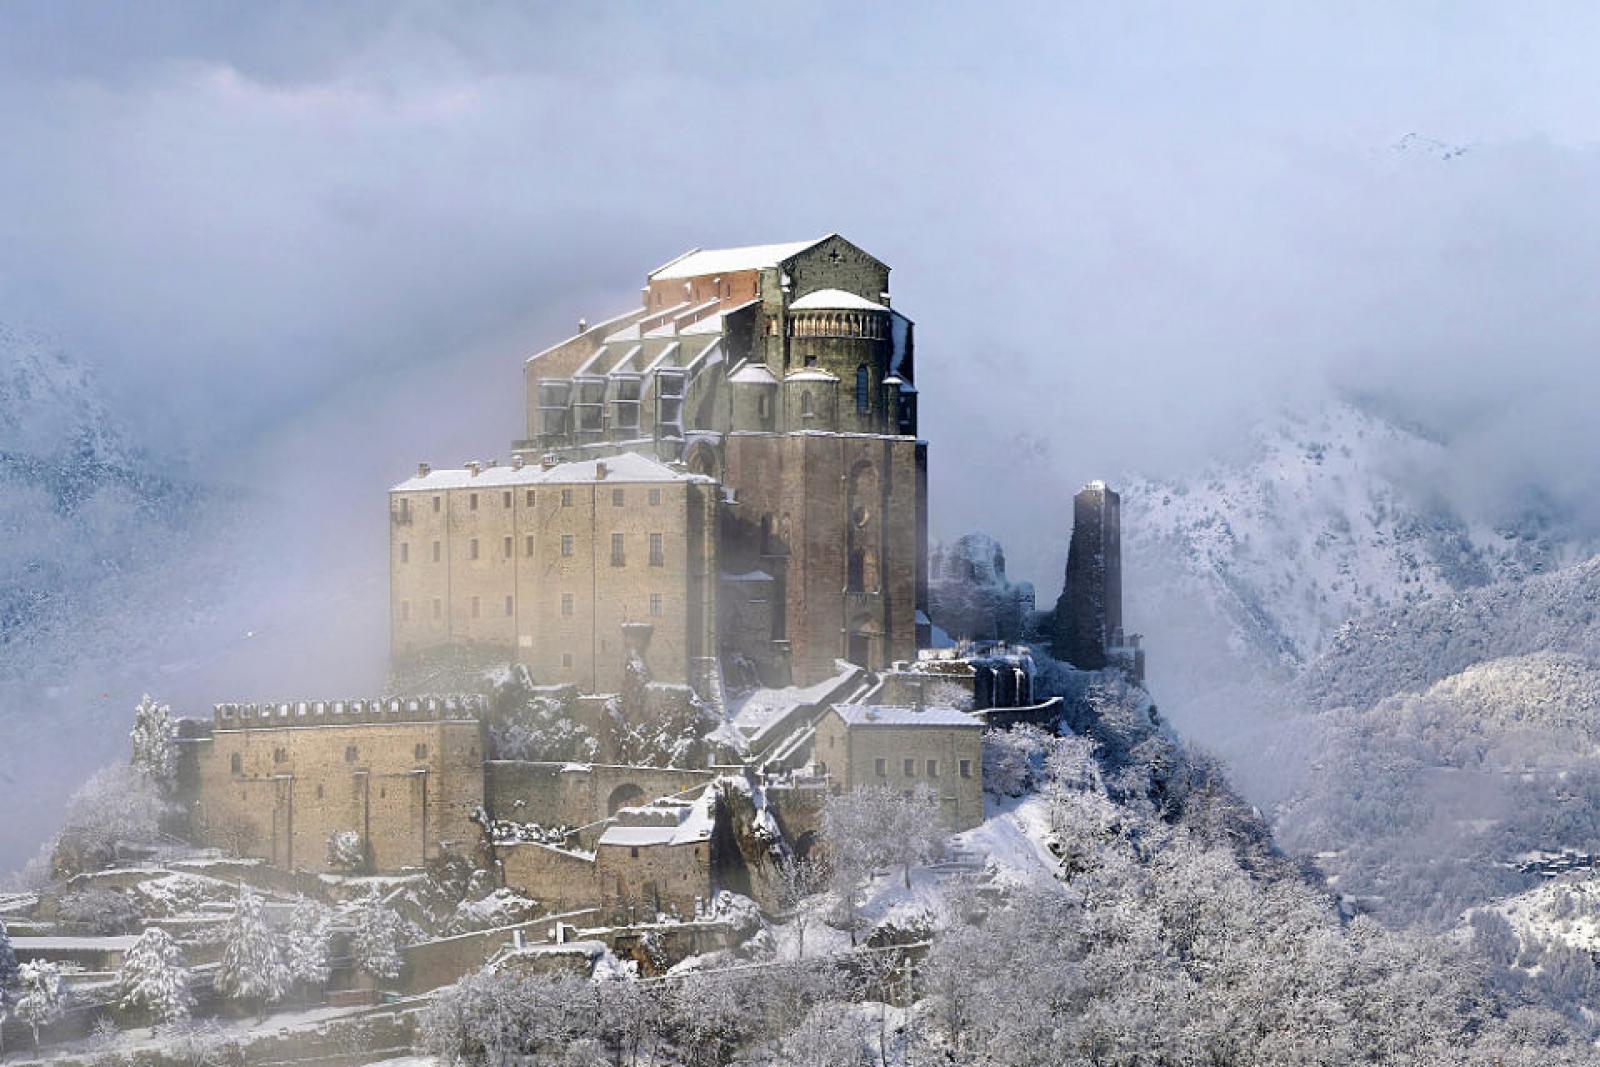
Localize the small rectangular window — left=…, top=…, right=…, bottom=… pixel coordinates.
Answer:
left=649, top=593, right=662, bottom=616
left=432, top=495, right=441, bottom=512
left=562, top=652, right=573, bottom=667
left=611, top=532, right=625, bottom=567
left=650, top=532, right=664, bottom=567
left=526, top=490, right=536, bottom=506
left=400, top=543, right=409, bottom=564
left=960, top=759, right=972, bottom=779
left=561, top=593, right=574, bottom=616
left=562, top=489, right=573, bottom=507
left=561, top=534, right=574, bottom=557
left=415, top=743, right=428, bottom=760
left=469, top=492, right=479, bottom=511
left=471, top=596, right=480, bottom=618
left=612, top=488, right=624, bottom=507
left=504, top=595, right=514, bottom=616
left=345, top=745, right=359, bottom=763
left=649, top=488, right=661, bottom=506
left=904, top=758, right=916, bottom=777
left=432, top=598, right=442, bottom=619
left=503, top=535, right=513, bottom=558
left=927, top=759, right=938, bottom=778
left=525, top=534, right=535, bottom=557
left=874, top=758, right=887, bottom=777
left=432, top=541, right=441, bottom=563
left=470, top=538, right=480, bottom=560
left=502, top=491, right=512, bottom=508
left=401, top=600, right=410, bottom=621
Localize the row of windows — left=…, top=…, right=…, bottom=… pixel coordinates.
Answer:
left=400, top=533, right=668, bottom=566
left=230, top=742, right=430, bottom=775
left=400, top=487, right=664, bottom=518
left=399, top=592, right=667, bottom=621
left=872, top=756, right=973, bottom=779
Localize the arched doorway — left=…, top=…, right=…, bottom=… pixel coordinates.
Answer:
left=606, top=783, right=645, bottom=816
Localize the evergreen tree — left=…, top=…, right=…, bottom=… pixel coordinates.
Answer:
left=215, top=885, right=288, bottom=1008
left=284, top=896, right=332, bottom=996
left=117, top=926, right=194, bottom=1024
left=353, top=886, right=406, bottom=983
left=129, top=694, right=177, bottom=792
left=14, top=961, right=65, bottom=1048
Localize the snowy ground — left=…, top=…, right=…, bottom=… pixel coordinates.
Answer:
left=768, top=791, right=1061, bottom=962
left=1476, top=872, right=1600, bottom=955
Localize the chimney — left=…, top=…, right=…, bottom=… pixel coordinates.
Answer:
left=416, top=462, right=431, bottom=478
left=467, top=461, right=481, bottom=477
left=595, top=461, right=608, bottom=481
left=511, top=454, right=525, bottom=470
left=541, top=453, right=559, bottom=471
left=577, top=318, right=588, bottom=333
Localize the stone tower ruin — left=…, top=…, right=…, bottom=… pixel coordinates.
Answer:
left=1052, top=481, right=1123, bottom=670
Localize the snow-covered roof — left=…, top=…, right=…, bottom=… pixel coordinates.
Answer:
left=597, top=788, right=715, bottom=848
left=785, top=368, right=839, bottom=383
left=392, top=452, right=705, bottom=492
left=722, top=569, right=774, bottom=582
left=729, top=363, right=779, bottom=385
left=649, top=238, right=828, bottom=281
left=789, top=288, right=887, bottom=312
left=830, top=704, right=982, bottom=729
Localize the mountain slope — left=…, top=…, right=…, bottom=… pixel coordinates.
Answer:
left=1301, top=556, right=1600, bottom=713
left=1122, top=401, right=1583, bottom=677
left=0, top=325, right=202, bottom=651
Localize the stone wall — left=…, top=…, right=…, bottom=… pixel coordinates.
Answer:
left=596, top=838, right=713, bottom=923
left=485, top=761, right=716, bottom=832
left=497, top=841, right=599, bottom=914
left=390, top=466, right=719, bottom=696
left=814, top=711, right=984, bottom=831
left=189, top=704, right=485, bottom=873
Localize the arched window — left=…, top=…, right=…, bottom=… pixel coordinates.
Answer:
left=855, top=365, right=871, bottom=414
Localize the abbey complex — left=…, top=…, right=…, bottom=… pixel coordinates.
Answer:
left=101, top=237, right=1139, bottom=974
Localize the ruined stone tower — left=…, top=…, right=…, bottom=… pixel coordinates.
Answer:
left=1052, top=481, right=1122, bottom=670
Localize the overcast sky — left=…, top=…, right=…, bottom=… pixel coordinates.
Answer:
left=5, top=0, right=1600, bottom=589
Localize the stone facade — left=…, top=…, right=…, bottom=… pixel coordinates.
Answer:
left=185, top=698, right=486, bottom=873
left=508, top=235, right=929, bottom=689
left=812, top=704, right=984, bottom=831
left=390, top=453, right=719, bottom=695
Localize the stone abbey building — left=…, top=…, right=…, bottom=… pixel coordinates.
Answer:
left=391, top=235, right=929, bottom=696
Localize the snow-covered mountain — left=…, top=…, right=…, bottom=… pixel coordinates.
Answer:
left=0, top=325, right=203, bottom=654
left=1121, top=401, right=1589, bottom=686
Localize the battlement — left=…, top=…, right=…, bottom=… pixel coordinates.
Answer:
left=211, top=694, right=486, bottom=729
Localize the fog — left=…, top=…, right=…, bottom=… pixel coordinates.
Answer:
left=4, top=2, right=1600, bottom=865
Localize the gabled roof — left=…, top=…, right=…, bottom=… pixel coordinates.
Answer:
left=391, top=451, right=709, bottom=492
left=648, top=238, right=831, bottom=281
left=830, top=704, right=982, bottom=728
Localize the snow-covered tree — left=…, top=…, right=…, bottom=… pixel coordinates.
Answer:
left=352, top=886, right=405, bottom=983
left=53, top=764, right=165, bottom=877
left=823, top=785, right=943, bottom=894
left=117, top=926, right=194, bottom=1024
left=488, top=666, right=598, bottom=762
left=283, top=896, right=331, bottom=996
left=0, top=917, right=17, bottom=988
left=14, top=960, right=66, bottom=1048
left=214, top=885, right=288, bottom=1008
left=129, top=693, right=178, bottom=792
left=772, top=854, right=825, bottom=959
left=325, top=830, right=367, bottom=873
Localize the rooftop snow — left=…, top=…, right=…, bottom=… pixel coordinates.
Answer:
left=728, top=363, right=779, bottom=385
left=648, top=239, right=827, bottom=281
left=789, top=288, right=887, bottom=312
left=392, top=452, right=706, bottom=492
left=831, top=704, right=982, bottom=728
left=785, top=368, right=839, bottom=382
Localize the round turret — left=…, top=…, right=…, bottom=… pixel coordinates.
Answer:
left=785, top=289, right=894, bottom=433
